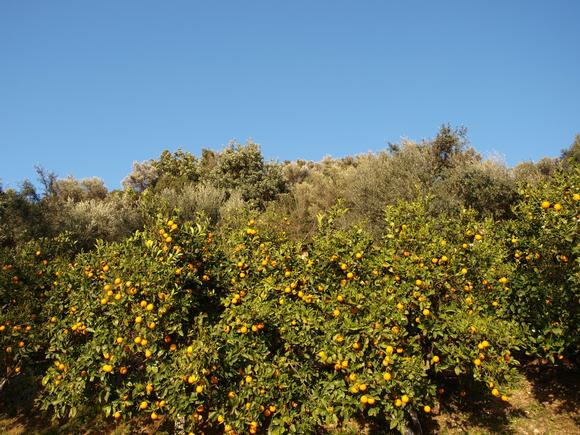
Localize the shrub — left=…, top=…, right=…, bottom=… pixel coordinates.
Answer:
left=434, top=158, right=518, bottom=220
left=208, top=142, right=287, bottom=209
left=59, top=192, right=143, bottom=249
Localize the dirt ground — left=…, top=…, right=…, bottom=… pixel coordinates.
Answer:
left=426, top=364, right=579, bottom=435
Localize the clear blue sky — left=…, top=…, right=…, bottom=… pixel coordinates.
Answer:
left=1, top=0, right=579, bottom=190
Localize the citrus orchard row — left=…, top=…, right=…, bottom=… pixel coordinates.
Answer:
left=0, top=166, right=578, bottom=433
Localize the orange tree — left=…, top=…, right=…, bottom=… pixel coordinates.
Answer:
left=506, top=164, right=579, bottom=361
left=36, top=204, right=521, bottom=434
left=0, top=234, right=74, bottom=389
left=193, top=204, right=520, bottom=434
left=378, top=201, right=520, bottom=388
left=38, top=216, right=227, bottom=420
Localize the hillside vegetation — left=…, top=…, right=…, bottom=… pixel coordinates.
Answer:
left=1, top=126, right=578, bottom=434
